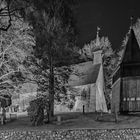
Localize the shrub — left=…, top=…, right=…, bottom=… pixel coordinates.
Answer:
left=27, top=96, right=49, bottom=126
left=0, top=95, right=12, bottom=108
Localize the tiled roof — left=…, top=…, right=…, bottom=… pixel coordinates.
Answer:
left=69, top=61, right=101, bottom=86
left=122, top=29, right=140, bottom=63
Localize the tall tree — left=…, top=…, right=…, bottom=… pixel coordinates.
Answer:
left=21, top=0, right=79, bottom=121
left=0, top=16, right=34, bottom=121
left=0, top=17, right=34, bottom=90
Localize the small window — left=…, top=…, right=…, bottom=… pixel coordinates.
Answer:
left=81, top=88, right=87, bottom=100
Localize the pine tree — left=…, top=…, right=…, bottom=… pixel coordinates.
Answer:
left=20, top=0, right=79, bottom=122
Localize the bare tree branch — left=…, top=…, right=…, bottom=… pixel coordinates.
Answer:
left=0, top=0, right=32, bottom=31
left=0, top=0, right=12, bottom=31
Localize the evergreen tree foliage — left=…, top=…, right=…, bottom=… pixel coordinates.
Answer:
left=27, top=95, right=49, bottom=126
left=20, top=0, right=79, bottom=122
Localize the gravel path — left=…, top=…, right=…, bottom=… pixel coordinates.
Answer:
left=0, top=129, right=140, bottom=140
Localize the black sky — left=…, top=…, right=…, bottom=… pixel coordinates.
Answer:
left=75, top=0, right=140, bottom=50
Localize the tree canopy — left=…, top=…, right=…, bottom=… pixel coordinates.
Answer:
left=0, top=14, right=35, bottom=108
left=19, top=0, right=80, bottom=122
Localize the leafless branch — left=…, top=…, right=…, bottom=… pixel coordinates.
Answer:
left=0, top=70, right=17, bottom=80
left=0, top=0, right=31, bottom=31
left=0, top=0, right=11, bottom=31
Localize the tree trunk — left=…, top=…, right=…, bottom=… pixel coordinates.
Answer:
left=1, top=107, right=6, bottom=125
left=48, top=40, right=55, bottom=122
left=48, top=64, right=54, bottom=122
left=48, top=91, right=54, bottom=122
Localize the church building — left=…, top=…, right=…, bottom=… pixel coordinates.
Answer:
left=111, top=28, right=140, bottom=113
left=55, top=28, right=108, bottom=113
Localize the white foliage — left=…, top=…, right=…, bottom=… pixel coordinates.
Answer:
left=0, top=18, right=35, bottom=94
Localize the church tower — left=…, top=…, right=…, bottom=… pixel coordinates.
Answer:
left=93, top=27, right=103, bottom=65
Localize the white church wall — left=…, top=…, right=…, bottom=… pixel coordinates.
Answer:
left=54, top=84, right=93, bottom=113
left=88, top=84, right=96, bottom=112
left=96, top=65, right=108, bottom=112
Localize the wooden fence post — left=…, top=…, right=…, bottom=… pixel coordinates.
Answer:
left=57, top=116, right=61, bottom=125
left=114, top=104, right=118, bottom=123
left=83, top=105, right=85, bottom=114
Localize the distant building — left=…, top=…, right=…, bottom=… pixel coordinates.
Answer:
left=111, top=28, right=140, bottom=113
left=11, top=82, right=37, bottom=112
left=12, top=92, right=37, bottom=112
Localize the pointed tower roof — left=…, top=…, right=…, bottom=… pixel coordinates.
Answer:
left=128, top=16, right=133, bottom=34
left=121, top=28, right=140, bottom=64
left=96, top=26, right=100, bottom=47
left=94, top=27, right=101, bottom=52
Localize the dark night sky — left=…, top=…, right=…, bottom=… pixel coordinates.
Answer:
left=75, top=0, right=140, bottom=50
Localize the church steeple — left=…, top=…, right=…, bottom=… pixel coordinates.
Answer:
left=128, top=16, right=133, bottom=34
left=95, top=26, right=101, bottom=48
left=130, top=16, right=133, bottom=29
left=93, top=26, right=102, bottom=64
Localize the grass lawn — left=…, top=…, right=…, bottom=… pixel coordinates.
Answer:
left=1, top=112, right=140, bottom=130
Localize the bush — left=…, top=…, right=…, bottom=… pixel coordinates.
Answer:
left=0, top=95, right=12, bottom=108
left=27, top=97, right=49, bottom=126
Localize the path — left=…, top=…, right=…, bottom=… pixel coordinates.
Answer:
left=0, top=129, right=140, bottom=140
left=0, top=113, right=140, bottom=139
